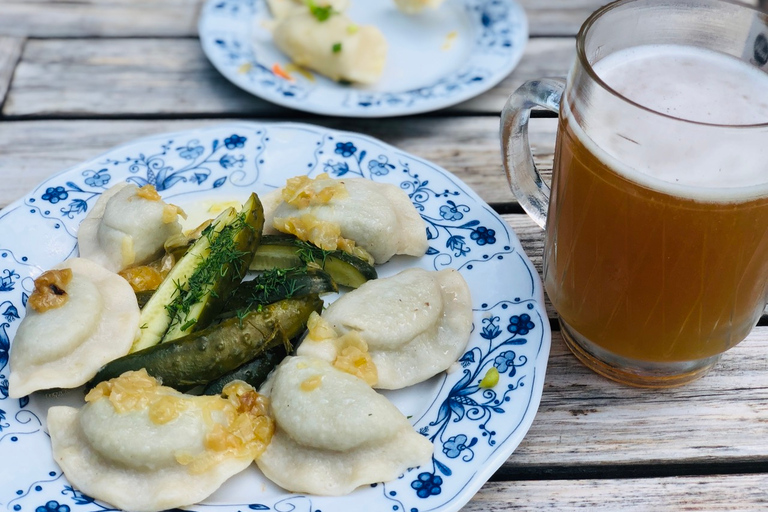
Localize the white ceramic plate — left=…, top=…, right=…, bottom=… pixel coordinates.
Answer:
left=0, top=123, right=549, bottom=512
left=198, top=0, right=528, bottom=117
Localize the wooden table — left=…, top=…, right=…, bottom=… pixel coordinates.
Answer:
left=1, top=1, right=767, bottom=509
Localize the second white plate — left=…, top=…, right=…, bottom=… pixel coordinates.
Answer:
left=199, top=0, right=528, bottom=117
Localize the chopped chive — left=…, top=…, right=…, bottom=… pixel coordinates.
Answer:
left=180, top=319, right=197, bottom=331
left=306, top=0, right=335, bottom=21
left=332, top=42, right=342, bottom=53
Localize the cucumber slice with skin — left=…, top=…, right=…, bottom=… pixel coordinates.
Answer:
left=89, top=295, right=322, bottom=391
left=250, top=234, right=377, bottom=288
left=201, top=335, right=290, bottom=396
left=162, top=193, right=264, bottom=342
left=132, top=207, right=237, bottom=352
left=132, top=193, right=264, bottom=352
left=222, top=267, right=337, bottom=318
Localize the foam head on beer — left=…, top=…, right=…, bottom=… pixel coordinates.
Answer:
left=571, top=44, right=768, bottom=198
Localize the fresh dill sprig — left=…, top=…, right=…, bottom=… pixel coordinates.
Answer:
left=294, top=239, right=331, bottom=267
left=164, top=212, right=253, bottom=332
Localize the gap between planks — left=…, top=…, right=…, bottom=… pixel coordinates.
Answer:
left=463, top=474, right=768, bottom=511
left=1, top=37, right=575, bottom=118
left=0, top=0, right=647, bottom=39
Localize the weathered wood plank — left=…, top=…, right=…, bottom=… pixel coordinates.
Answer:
left=464, top=474, right=768, bottom=511
left=0, top=0, right=757, bottom=38
left=0, top=1, right=201, bottom=38
left=0, top=36, right=23, bottom=107
left=2, top=38, right=574, bottom=117
left=501, top=327, right=768, bottom=469
left=518, top=0, right=760, bottom=37
left=0, top=117, right=557, bottom=209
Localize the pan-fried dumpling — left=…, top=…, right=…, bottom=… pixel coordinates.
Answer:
left=268, top=174, right=428, bottom=263
left=256, top=356, right=433, bottom=495
left=78, top=182, right=184, bottom=272
left=8, top=258, right=140, bottom=398
left=297, top=268, right=472, bottom=389
left=394, top=0, right=446, bottom=13
left=272, top=11, right=387, bottom=85
left=267, top=0, right=349, bottom=20
left=48, top=370, right=274, bottom=512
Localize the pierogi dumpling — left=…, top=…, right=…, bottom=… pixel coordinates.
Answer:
left=256, top=356, right=433, bottom=495
left=8, top=258, right=140, bottom=398
left=267, top=0, right=350, bottom=20
left=394, top=0, right=446, bottom=13
left=78, top=182, right=183, bottom=272
left=267, top=174, right=428, bottom=264
left=272, top=11, right=387, bottom=85
left=48, top=370, right=274, bottom=512
left=297, top=268, right=473, bottom=389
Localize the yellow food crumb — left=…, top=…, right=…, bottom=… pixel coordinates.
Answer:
left=162, top=203, right=186, bottom=223
left=306, top=313, right=378, bottom=386
left=479, top=367, right=499, bottom=388
left=442, top=31, right=458, bottom=51
left=307, top=311, right=337, bottom=341
left=136, top=184, right=162, bottom=201
left=282, top=172, right=347, bottom=209
left=334, top=341, right=378, bottom=387
left=274, top=214, right=373, bottom=264
left=301, top=375, right=323, bottom=392
left=238, top=62, right=253, bottom=74
left=149, top=394, right=188, bottom=424
left=28, top=268, right=73, bottom=313
left=119, top=265, right=164, bottom=293
left=285, top=63, right=315, bottom=81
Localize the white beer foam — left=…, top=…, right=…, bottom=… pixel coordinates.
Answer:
left=569, top=44, right=768, bottom=201
left=596, top=45, right=768, bottom=125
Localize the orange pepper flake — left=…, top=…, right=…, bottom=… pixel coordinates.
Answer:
left=29, top=268, right=73, bottom=313
left=272, top=63, right=294, bottom=82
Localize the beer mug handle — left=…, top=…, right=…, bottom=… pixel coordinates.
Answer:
left=500, top=78, right=565, bottom=229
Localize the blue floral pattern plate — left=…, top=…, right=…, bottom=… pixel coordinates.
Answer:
left=0, top=123, right=550, bottom=512
left=198, top=0, right=528, bottom=117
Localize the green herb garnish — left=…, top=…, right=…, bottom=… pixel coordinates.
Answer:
left=164, top=212, right=252, bottom=333
left=295, top=239, right=331, bottom=266
left=332, top=42, right=342, bottom=53
left=306, top=0, right=335, bottom=21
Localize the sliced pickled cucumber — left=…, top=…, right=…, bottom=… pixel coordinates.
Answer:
left=201, top=337, right=290, bottom=396
left=90, top=295, right=322, bottom=391
left=222, top=267, right=337, bottom=317
left=132, top=193, right=264, bottom=352
left=250, top=234, right=377, bottom=288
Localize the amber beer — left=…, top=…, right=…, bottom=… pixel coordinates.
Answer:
left=544, top=44, right=768, bottom=367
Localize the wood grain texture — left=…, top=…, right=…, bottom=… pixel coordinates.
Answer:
left=464, top=474, right=768, bottom=511
left=0, top=36, right=23, bottom=107
left=0, top=0, right=202, bottom=38
left=502, top=328, right=768, bottom=469
left=0, top=0, right=757, bottom=38
left=1, top=38, right=574, bottom=117
left=519, top=0, right=760, bottom=37
left=0, top=117, right=557, bottom=208
left=0, top=0, right=639, bottom=39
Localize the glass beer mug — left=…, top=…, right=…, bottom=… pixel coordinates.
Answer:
left=501, top=0, right=768, bottom=387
